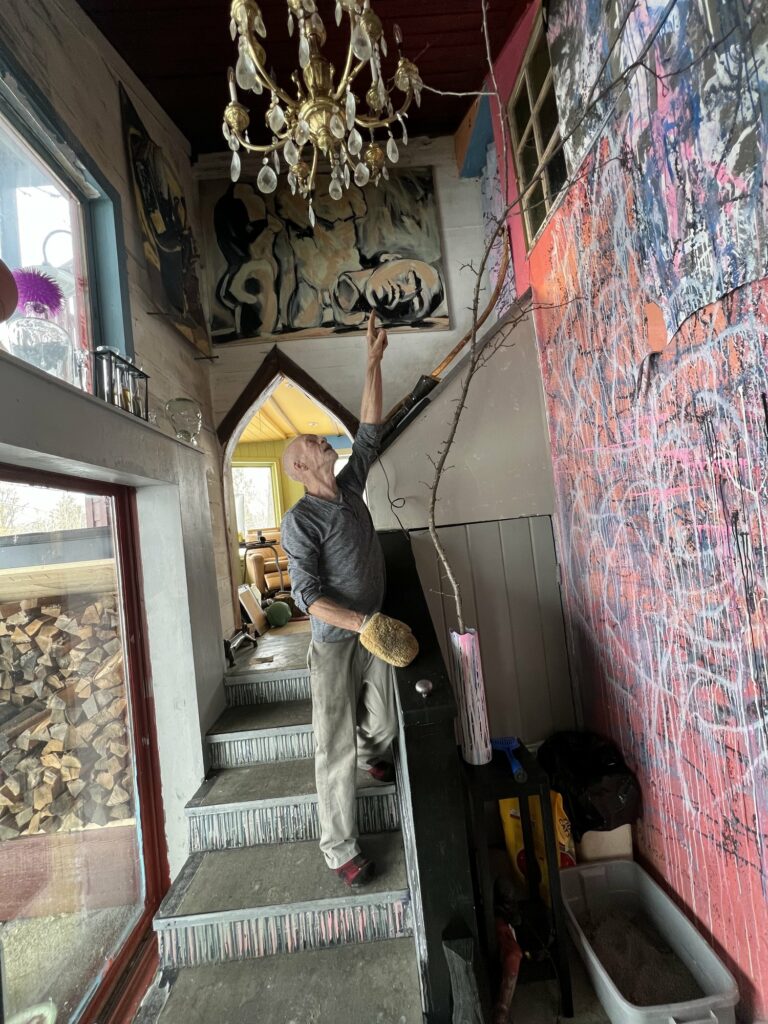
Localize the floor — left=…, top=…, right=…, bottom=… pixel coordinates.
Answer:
left=514, top=942, right=609, bottom=1024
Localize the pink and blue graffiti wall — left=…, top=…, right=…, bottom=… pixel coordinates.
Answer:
left=526, top=0, right=768, bottom=1015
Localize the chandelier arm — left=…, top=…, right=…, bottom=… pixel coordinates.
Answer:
left=333, top=14, right=363, bottom=102
left=334, top=57, right=368, bottom=102
left=234, top=132, right=287, bottom=155
left=355, top=89, right=413, bottom=129
left=243, top=35, right=293, bottom=106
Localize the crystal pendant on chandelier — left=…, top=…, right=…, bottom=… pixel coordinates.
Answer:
left=354, top=162, right=370, bottom=187
left=329, top=178, right=343, bottom=201
left=287, top=10, right=294, bottom=35
left=303, top=0, right=317, bottom=11
left=343, top=163, right=351, bottom=188
left=230, top=150, right=242, bottom=182
left=335, top=0, right=343, bottom=25
left=345, top=91, right=356, bottom=130
left=257, top=159, right=278, bottom=194
left=284, top=139, right=300, bottom=166
left=254, top=10, right=267, bottom=37
left=348, top=128, right=363, bottom=155
left=386, top=135, right=399, bottom=163
left=299, top=34, right=310, bottom=68
left=308, top=200, right=316, bottom=227
left=398, top=113, right=408, bottom=146
left=330, top=114, right=346, bottom=140
left=229, top=17, right=237, bottom=40
left=236, top=45, right=258, bottom=91
left=267, top=103, right=286, bottom=132
left=296, top=120, right=310, bottom=146
left=351, top=22, right=372, bottom=62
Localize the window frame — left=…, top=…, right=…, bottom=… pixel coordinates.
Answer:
left=507, top=13, right=565, bottom=250
left=0, top=43, right=135, bottom=374
left=0, top=460, right=168, bottom=1023
left=230, top=459, right=283, bottom=530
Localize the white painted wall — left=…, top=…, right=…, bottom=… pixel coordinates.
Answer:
left=0, top=0, right=236, bottom=636
left=201, top=138, right=491, bottom=426
left=367, top=313, right=556, bottom=530
left=0, top=353, right=224, bottom=877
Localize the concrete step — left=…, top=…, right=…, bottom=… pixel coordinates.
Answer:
left=153, top=833, right=411, bottom=968
left=224, top=630, right=311, bottom=709
left=224, top=630, right=313, bottom=704
left=224, top=666, right=310, bottom=707
left=136, top=938, right=423, bottom=1024
left=186, top=762, right=399, bottom=851
left=206, top=701, right=314, bottom=768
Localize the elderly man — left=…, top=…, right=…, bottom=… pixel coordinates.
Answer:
left=280, top=312, right=416, bottom=887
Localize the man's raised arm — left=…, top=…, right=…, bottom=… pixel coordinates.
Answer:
left=359, top=311, right=387, bottom=424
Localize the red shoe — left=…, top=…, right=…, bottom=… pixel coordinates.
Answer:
left=363, top=758, right=395, bottom=784
left=334, top=853, right=375, bottom=887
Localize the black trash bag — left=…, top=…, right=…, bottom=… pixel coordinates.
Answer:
left=537, top=731, right=641, bottom=841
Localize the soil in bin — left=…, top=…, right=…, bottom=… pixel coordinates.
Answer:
left=582, top=910, right=704, bottom=1007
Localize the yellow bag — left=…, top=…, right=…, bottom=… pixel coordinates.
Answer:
left=498, top=791, right=576, bottom=904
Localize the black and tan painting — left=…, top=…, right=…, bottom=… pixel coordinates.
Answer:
left=200, top=167, right=449, bottom=342
left=120, top=86, right=209, bottom=354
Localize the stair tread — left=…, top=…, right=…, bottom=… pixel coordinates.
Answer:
left=207, top=700, right=312, bottom=739
left=186, top=762, right=394, bottom=811
left=147, top=939, right=421, bottom=1024
left=156, top=832, right=406, bottom=922
left=226, top=631, right=310, bottom=678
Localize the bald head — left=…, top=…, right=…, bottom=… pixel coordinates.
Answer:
left=283, top=434, right=337, bottom=484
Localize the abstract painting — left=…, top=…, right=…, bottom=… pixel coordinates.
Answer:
left=120, top=86, right=209, bottom=354
left=199, top=167, right=449, bottom=343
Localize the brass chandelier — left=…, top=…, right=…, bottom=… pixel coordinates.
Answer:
left=223, top=0, right=423, bottom=224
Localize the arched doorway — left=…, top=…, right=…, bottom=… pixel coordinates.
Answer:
left=218, top=346, right=358, bottom=631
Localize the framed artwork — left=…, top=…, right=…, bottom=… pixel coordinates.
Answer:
left=120, top=86, right=210, bottom=354
left=199, top=166, right=449, bottom=343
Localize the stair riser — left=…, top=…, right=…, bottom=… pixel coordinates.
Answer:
left=208, top=730, right=315, bottom=769
left=156, top=899, right=412, bottom=968
left=188, top=792, right=399, bottom=851
left=226, top=672, right=311, bottom=707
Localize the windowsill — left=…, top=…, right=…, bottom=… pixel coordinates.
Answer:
left=0, top=348, right=205, bottom=454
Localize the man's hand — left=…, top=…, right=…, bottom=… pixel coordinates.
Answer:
left=367, top=311, right=388, bottom=363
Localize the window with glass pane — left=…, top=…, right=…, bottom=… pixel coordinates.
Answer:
left=0, top=479, right=144, bottom=1020
left=507, top=16, right=566, bottom=248
left=233, top=465, right=278, bottom=532
left=0, top=111, right=92, bottom=390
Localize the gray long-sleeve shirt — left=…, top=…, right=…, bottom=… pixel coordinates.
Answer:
left=280, top=423, right=386, bottom=642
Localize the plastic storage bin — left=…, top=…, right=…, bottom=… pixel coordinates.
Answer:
left=561, top=860, right=738, bottom=1024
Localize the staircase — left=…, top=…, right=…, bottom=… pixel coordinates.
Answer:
left=137, top=626, right=424, bottom=1024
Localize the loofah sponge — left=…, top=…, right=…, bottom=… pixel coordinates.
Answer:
left=359, top=612, right=419, bottom=668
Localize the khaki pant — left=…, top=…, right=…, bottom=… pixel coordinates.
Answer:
left=308, top=637, right=397, bottom=869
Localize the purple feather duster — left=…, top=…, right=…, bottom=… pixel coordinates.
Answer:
left=12, top=267, right=63, bottom=316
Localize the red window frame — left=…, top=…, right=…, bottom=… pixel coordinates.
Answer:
left=0, top=461, right=169, bottom=1023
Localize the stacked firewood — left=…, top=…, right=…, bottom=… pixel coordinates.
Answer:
left=0, top=595, right=134, bottom=839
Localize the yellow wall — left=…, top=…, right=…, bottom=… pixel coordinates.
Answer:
left=233, top=440, right=305, bottom=518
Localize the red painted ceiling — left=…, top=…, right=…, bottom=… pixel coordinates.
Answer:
left=74, top=0, right=526, bottom=156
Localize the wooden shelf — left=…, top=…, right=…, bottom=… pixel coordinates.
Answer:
left=0, top=559, right=117, bottom=601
